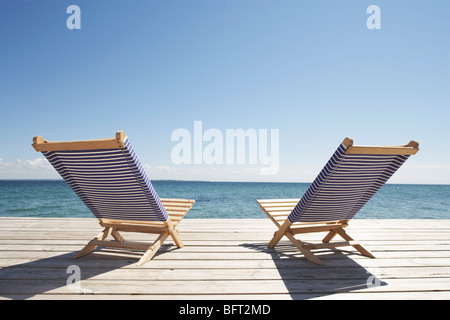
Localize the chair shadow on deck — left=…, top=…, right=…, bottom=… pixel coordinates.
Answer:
left=0, top=245, right=177, bottom=300
left=241, top=241, right=388, bottom=300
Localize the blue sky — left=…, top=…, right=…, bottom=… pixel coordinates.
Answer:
left=0, top=0, right=449, bottom=183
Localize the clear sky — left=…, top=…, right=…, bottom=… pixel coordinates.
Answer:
left=0, top=0, right=449, bottom=184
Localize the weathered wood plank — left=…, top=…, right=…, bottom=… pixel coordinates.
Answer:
left=1, top=291, right=449, bottom=300
left=1, top=278, right=450, bottom=295
left=1, top=266, right=449, bottom=281
left=0, top=218, right=449, bottom=300
left=1, top=249, right=450, bottom=260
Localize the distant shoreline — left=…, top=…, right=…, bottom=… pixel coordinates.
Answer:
left=0, top=179, right=449, bottom=186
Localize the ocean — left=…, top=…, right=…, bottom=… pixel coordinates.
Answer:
left=0, top=180, right=448, bottom=219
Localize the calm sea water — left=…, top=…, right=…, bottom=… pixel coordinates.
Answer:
left=0, top=180, right=448, bottom=219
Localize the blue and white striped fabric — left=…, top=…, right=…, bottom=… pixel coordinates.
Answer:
left=42, top=138, right=168, bottom=222
left=289, top=143, right=410, bottom=223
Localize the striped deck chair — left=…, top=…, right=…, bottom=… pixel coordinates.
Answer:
left=257, top=137, right=419, bottom=265
left=32, top=131, right=195, bottom=266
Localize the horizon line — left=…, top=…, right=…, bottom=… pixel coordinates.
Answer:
left=0, top=178, right=448, bottom=186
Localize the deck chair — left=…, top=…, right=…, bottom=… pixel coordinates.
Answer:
left=32, top=131, right=195, bottom=266
left=257, top=137, right=419, bottom=265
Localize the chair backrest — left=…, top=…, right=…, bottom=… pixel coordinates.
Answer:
left=288, top=138, right=419, bottom=223
left=32, top=131, right=168, bottom=222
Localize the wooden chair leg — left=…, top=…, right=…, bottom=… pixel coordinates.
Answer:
left=136, top=225, right=184, bottom=265
left=165, top=220, right=184, bottom=248
left=73, top=242, right=97, bottom=259
left=336, top=228, right=375, bottom=258
left=322, top=230, right=338, bottom=243
left=268, top=221, right=291, bottom=248
left=285, top=232, right=324, bottom=266
left=74, top=227, right=112, bottom=259
left=136, top=232, right=170, bottom=266
left=170, top=229, right=184, bottom=248
left=268, top=231, right=282, bottom=248
left=111, top=229, right=124, bottom=242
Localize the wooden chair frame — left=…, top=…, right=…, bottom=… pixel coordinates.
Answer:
left=74, top=198, right=194, bottom=266
left=74, top=198, right=195, bottom=266
left=32, top=131, right=195, bottom=265
left=257, top=138, right=419, bottom=265
left=257, top=200, right=373, bottom=266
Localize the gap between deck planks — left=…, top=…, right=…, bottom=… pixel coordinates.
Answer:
left=0, top=218, right=450, bottom=300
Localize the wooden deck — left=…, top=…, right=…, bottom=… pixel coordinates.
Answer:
left=0, top=217, right=450, bottom=300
